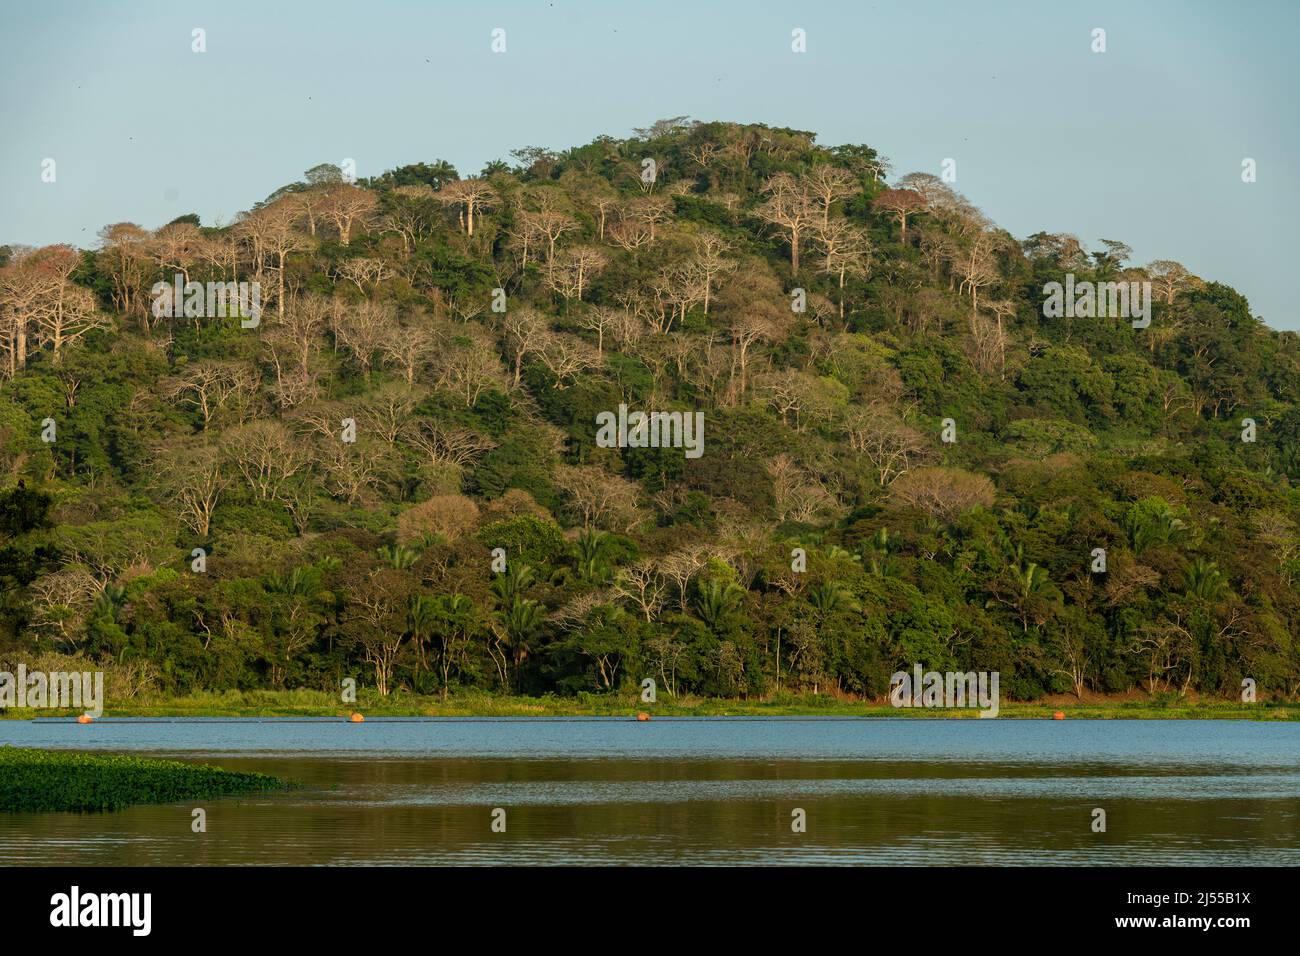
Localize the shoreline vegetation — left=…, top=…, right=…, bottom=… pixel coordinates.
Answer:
left=1, top=689, right=1293, bottom=720
left=0, top=746, right=294, bottom=813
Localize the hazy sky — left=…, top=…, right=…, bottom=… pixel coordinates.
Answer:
left=2, top=0, right=1296, bottom=329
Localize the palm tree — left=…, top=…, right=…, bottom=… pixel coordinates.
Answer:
left=491, top=562, right=536, bottom=605
left=822, top=544, right=858, bottom=563
left=693, top=580, right=745, bottom=630
left=575, top=528, right=608, bottom=562
left=496, top=597, right=544, bottom=691
left=1183, top=557, right=1229, bottom=602
left=429, top=594, right=477, bottom=701
left=993, top=546, right=1060, bottom=632
left=1125, top=501, right=1189, bottom=556
left=263, top=566, right=331, bottom=685
left=1011, top=560, right=1053, bottom=631
left=860, top=527, right=896, bottom=578
left=807, top=581, right=859, bottom=620
left=90, top=584, right=127, bottom=622
left=376, top=544, right=419, bottom=569
left=488, top=563, right=542, bottom=690
left=407, top=595, right=438, bottom=676
left=574, top=528, right=613, bottom=583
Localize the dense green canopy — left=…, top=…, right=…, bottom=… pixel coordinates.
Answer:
left=1, top=120, right=1296, bottom=704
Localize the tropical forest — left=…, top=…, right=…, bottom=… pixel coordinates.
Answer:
left=2, top=118, right=1298, bottom=713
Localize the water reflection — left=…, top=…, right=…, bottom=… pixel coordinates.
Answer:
left=1, top=719, right=1296, bottom=865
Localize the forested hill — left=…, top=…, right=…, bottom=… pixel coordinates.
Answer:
left=2, top=118, right=1298, bottom=704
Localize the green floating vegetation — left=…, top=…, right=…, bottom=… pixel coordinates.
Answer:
left=0, top=746, right=295, bottom=813
left=33, top=687, right=1294, bottom=720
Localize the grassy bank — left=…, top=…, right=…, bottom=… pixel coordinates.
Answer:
left=0, top=746, right=295, bottom=813
left=2, top=688, right=1293, bottom=720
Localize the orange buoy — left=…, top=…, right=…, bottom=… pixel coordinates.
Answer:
left=636, top=712, right=650, bottom=722
left=349, top=712, right=365, bottom=723
left=1052, top=711, right=1065, bottom=720
left=77, top=714, right=94, bottom=724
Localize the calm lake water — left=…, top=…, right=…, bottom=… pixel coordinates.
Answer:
left=2, top=718, right=1297, bottom=866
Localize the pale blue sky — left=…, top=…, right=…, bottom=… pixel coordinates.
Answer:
left=1, top=0, right=1296, bottom=328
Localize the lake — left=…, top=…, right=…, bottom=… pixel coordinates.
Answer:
left=1, top=718, right=1296, bottom=865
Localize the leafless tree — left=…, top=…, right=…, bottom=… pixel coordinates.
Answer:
left=956, top=231, right=1002, bottom=314
left=343, top=571, right=407, bottom=696
left=532, top=204, right=578, bottom=280
left=164, top=360, right=260, bottom=428
left=3, top=247, right=110, bottom=364
left=220, top=420, right=308, bottom=502
left=815, top=219, right=871, bottom=322
left=555, top=464, right=640, bottom=531
left=381, top=185, right=439, bottom=253
left=357, top=382, right=422, bottom=443
left=96, top=223, right=154, bottom=321
left=754, top=173, right=817, bottom=272
left=335, top=257, right=393, bottom=293
left=318, top=434, right=388, bottom=504
left=547, top=245, right=608, bottom=301
left=968, top=299, right=1014, bottom=379
left=28, top=566, right=101, bottom=647
left=330, top=299, right=397, bottom=373
left=613, top=559, right=669, bottom=621
left=890, top=467, right=996, bottom=521
left=843, top=403, right=932, bottom=485
left=0, top=257, right=42, bottom=376
left=895, top=172, right=956, bottom=210
left=757, top=369, right=844, bottom=432
left=151, top=442, right=229, bottom=537
left=437, top=178, right=498, bottom=236
left=1146, top=259, right=1203, bottom=304
left=319, top=185, right=379, bottom=246
left=728, top=311, right=780, bottom=403
left=685, top=230, right=735, bottom=316
left=660, top=545, right=718, bottom=612
left=587, top=188, right=620, bottom=240
left=436, top=326, right=507, bottom=406
left=767, top=454, right=838, bottom=522
left=607, top=212, right=654, bottom=251
left=577, top=305, right=622, bottom=355
left=626, top=195, right=673, bottom=242
left=499, top=306, right=547, bottom=388
left=235, top=199, right=314, bottom=316
left=404, top=419, right=497, bottom=470
left=534, top=330, right=603, bottom=388
left=153, top=222, right=202, bottom=284
left=804, top=164, right=861, bottom=228
left=379, top=312, right=439, bottom=385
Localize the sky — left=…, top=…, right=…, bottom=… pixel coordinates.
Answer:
left=1, top=0, right=1296, bottom=329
